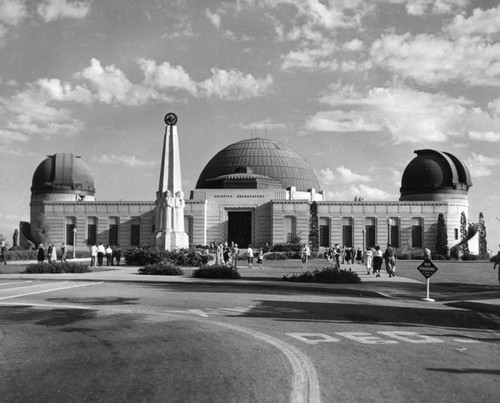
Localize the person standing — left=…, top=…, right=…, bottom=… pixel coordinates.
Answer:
left=223, top=242, right=230, bottom=266
left=493, top=244, right=500, bottom=285
left=114, top=244, right=122, bottom=266
left=50, top=244, right=57, bottom=263
left=60, top=243, right=67, bottom=263
left=37, top=243, right=45, bottom=263
left=0, top=241, right=7, bottom=266
left=97, top=243, right=105, bottom=266
left=424, top=247, right=432, bottom=261
left=90, top=244, right=98, bottom=267
left=247, top=244, right=253, bottom=269
left=301, top=243, right=311, bottom=270
left=232, top=243, right=239, bottom=269
left=333, top=244, right=341, bottom=268
left=215, top=242, right=223, bottom=266
left=47, top=243, right=54, bottom=263
left=105, top=245, right=113, bottom=266
left=373, top=245, right=383, bottom=277
left=364, top=248, right=373, bottom=275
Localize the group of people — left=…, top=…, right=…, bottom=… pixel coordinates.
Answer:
left=36, top=242, right=67, bottom=264
left=214, top=241, right=264, bottom=269
left=90, top=243, right=122, bottom=267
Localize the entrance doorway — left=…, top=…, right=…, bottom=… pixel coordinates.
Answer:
left=228, top=211, right=252, bottom=248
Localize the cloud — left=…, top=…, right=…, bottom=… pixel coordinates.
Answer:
left=306, top=84, right=500, bottom=143
left=37, top=0, right=90, bottom=23
left=326, top=184, right=394, bottom=201
left=198, top=68, right=273, bottom=100
left=75, top=58, right=166, bottom=105
left=0, top=0, right=27, bottom=25
left=205, top=8, right=221, bottom=29
left=318, top=166, right=370, bottom=185
left=138, top=58, right=197, bottom=95
left=468, top=131, right=500, bottom=142
left=95, top=154, right=157, bottom=168
left=237, top=119, right=287, bottom=130
left=343, top=38, right=364, bottom=51
left=405, top=0, right=469, bottom=16
left=466, top=153, right=500, bottom=178
left=0, top=128, right=29, bottom=145
left=371, top=5, right=500, bottom=87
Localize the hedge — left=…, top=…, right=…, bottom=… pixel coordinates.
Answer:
left=192, top=265, right=241, bottom=279
left=282, top=267, right=361, bottom=284
left=138, top=262, right=184, bottom=275
left=25, top=262, right=92, bottom=273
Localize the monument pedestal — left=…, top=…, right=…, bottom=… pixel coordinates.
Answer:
left=155, top=230, right=189, bottom=250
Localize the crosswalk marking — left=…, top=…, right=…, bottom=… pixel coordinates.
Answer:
left=0, top=281, right=103, bottom=300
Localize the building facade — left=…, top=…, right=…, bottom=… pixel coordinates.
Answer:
left=22, top=138, right=472, bottom=257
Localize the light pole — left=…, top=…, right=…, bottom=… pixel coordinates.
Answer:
left=73, top=227, right=77, bottom=259
left=387, top=218, right=391, bottom=245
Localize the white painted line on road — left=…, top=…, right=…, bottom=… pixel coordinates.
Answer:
left=335, top=332, right=399, bottom=345
left=0, top=281, right=33, bottom=287
left=0, top=281, right=66, bottom=292
left=288, top=333, right=341, bottom=345
left=0, top=301, right=93, bottom=310
left=377, top=331, right=444, bottom=343
left=0, top=282, right=104, bottom=300
left=453, top=338, right=481, bottom=343
left=163, top=309, right=209, bottom=317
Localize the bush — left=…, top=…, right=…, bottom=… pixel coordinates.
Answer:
left=271, top=243, right=302, bottom=253
left=282, top=267, right=361, bottom=284
left=192, top=265, right=241, bottom=279
left=164, top=249, right=208, bottom=266
left=124, top=248, right=163, bottom=265
left=25, top=262, right=91, bottom=273
left=138, top=262, right=184, bottom=275
left=265, top=252, right=289, bottom=260
left=124, top=247, right=208, bottom=266
left=5, top=249, right=39, bottom=261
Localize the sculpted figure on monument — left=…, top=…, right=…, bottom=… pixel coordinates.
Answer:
left=174, top=191, right=185, bottom=231
left=165, top=190, right=174, bottom=231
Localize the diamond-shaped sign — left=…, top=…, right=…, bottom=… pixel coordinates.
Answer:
left=417, top=260, right=438, bottom=279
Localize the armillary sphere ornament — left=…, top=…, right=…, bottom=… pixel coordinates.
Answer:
left=164, top=113, right=178, bottom=126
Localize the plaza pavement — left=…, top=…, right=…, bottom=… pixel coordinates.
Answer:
left=1, top=258, right=499, bottom=316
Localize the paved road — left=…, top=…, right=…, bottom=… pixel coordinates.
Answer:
left=1, top=278, right=499, bottom=402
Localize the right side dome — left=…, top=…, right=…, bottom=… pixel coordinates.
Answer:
left=400, top=149, right=472, bottom=201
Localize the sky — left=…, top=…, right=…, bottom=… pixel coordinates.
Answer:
left=0, top=0, right=499, bottom=249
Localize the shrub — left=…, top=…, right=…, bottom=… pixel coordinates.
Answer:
left=271, top=243, right=302, bottom=253
left=164, top=249, right=208, bottom=266
left=192, top=265, right=241, bottom=279
left=124, top=248, right=163, bottom=265
left=138, top=262, right=184, bottom=275
left=25, top=262, right=91, bottom=273
left=5, top=249, right=39, bottom=261
left=282, top=267, right=361, bottom=284
left=125, top=248, right=208, bottom=266
left=265, top=252, right=289, bottom=260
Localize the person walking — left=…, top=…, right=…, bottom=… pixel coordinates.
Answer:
left=90, top=244, right=98, bottom=267
left=364, top=248, right=373, bottom=275
left=215, top=242, right=223, bottom=266
left=60, top=243, right=67, bottom=263
left=223, top=242, right=230, bottom=266
left=373, top=245, right=383, bottom=277
left=37, top=243, right=45, bottom=263
left=257, top=247, right=264, bottom=268
left=333, top=244, right=341, bottom=268
left=247, top=244, right=253, bottom=269
left=356, top=247, right=363, bottom=264
left=384, top=243, right=397, bottom=277
left=493, top=244, right=500, bottom=285
left=424, top=247, right=432, bottom=261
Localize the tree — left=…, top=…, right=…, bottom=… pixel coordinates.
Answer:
left=460, top=211, right=469, bottom=255
left=479, top=212, right=487, bottom=256
left=309, top=201, right=319, bottom=253
left=435, top=213, right=448, bottom=256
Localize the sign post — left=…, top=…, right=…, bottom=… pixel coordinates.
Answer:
left=417, top=260, right=438, bottom=302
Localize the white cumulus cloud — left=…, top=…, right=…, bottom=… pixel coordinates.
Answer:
left=319, top=166, right=370, bottom=185
left=0, top=0, right=27, bottom=25
left=466, top=153, right=500, bottom=178
left=37, top=0, right=90, bottom=22
left=95, top=154, right=157, bottom=168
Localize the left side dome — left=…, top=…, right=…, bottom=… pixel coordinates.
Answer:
left=31, top=153, right=95, bottom=196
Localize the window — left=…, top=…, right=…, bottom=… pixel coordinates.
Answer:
left=365, top=218, right=375, bottom=249
left=342, top=217, right=353, bottom=247
left=454, top=228, right=459, bottom=240
left=87, top=217, right=97, bottom=246
left=66, top=217, right=76, bottom=246
left=319, top=217, right=330, bottom=248
left=411, top=218, right=423, bottom=248
left=130, top=217, right=140, bottom=247
left=109, top=217, right=119, bottom=245
left=388, top=217, right=399, bottom=248
left=284, top=216, right=296, bottom=243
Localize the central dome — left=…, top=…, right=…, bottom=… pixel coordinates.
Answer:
left=196, top=138, right=321, bottom=192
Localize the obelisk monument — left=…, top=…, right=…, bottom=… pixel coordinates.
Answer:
left=154, top=113, right=189, bottom=250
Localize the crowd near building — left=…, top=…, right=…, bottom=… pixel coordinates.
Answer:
left=19, top=114, right=475, bottom=258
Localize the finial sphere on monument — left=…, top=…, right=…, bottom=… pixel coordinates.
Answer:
left=164, top=113, right=178, bottom=126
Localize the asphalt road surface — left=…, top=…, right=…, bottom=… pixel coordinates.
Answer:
left=1, top=278, right=499, bottom=402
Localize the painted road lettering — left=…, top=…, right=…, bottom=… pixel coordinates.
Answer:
left=287, top=331, right=478, bottom=345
